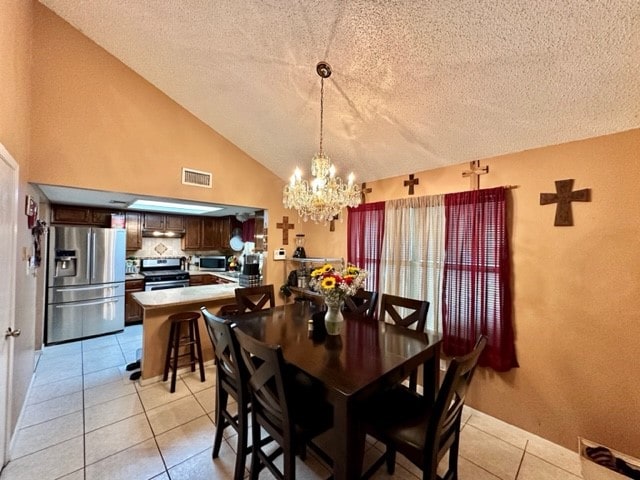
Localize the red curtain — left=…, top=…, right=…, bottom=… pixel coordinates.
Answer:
left=442, top=187, right=518, bottom=371
left=347, top=202, right=385, bottom=292
left=242, top=218, right=255, bottom=242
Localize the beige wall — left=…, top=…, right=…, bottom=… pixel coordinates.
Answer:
left=0, top=0, right=40, bottom=437
left=16, top=0, right=640, bottom=458
left=363, top=129, right=640, bottom=455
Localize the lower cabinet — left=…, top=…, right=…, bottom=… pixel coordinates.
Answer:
left=125, top=279, right=144, bottom=325
left=189, top=274, right=217, bottom=286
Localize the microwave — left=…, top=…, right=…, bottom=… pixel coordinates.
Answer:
left=199, top=255, right=227, bottom=271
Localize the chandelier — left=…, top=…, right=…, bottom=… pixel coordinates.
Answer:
left=283, top=61, right=361, bottom=223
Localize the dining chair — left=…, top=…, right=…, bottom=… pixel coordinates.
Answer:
left=235, top=284, right=276, bottom=313
left=360, top=336, right=487, bottom=480
left=200, top=307, right=250, bottom=480
left=343, top=288, right=378, bottom=319
left=234, top=327, right=333, bottom=480
left=379, top=293, right=430, bottom=390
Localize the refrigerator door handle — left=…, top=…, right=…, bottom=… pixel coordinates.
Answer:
left=86, top=232, right=92, bottom=282
left=53, top=298, right=119, bottom=308
left=55, top=285, right=120, bottom=293
left=91, top=232, right=97, bottom=281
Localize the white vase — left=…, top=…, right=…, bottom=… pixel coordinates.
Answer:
left=324, top=299, right=344, bottom=335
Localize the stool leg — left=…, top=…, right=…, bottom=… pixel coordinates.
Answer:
left=170, top=321, right=181, bottom=393
left=163, top=322, right=176, bottom=382
left=188, top=320, right=196, bottom=373
left=192, top=318, right=205, bottom=382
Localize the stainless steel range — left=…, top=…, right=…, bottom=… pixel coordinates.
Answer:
left=140, top=258, right=190, bottom=291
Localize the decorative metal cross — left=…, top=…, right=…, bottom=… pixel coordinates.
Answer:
left=462, top=160, right=489, bottom=190
left=540, top=179, right=591, bottom=226
left=276, top=216, right=294, bottom=245
left=361, top=182, right=372, bottom=203
left=404, top=174, right=419, bottom=195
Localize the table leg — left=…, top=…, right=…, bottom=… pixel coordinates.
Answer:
left=422, top=348, right=441, bottom=402
left=332, top=396, right=365, bottom=480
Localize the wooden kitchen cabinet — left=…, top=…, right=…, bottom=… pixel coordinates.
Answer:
left=142, top=213, right=184, bottom=232
left=183, top=216, right=232, bottom=250
left=51, top=204, right=120, bottom=227
left=90, top=209, right=116, bottom=227
left=125, top=212, right=142, bottom=251
left=182, top=216, right=202, bottom=250
left=189, top=273, right=217, bottom=286
left=51, top=205, right=93, bottom=224
left=125, top=278, right=145, bottom=325
left=200, top=217, right=220, bottom=250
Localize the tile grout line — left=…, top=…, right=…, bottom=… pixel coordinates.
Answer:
left=514, top=439, right=528, bottom=479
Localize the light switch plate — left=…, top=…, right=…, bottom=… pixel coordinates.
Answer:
left=273, top=248, right=286, bottom=260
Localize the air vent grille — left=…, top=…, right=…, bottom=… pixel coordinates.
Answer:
left=182, top=168, right=212, bottom=188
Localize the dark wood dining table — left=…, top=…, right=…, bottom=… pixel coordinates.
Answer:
left=233, top=302, right=442, bottom=480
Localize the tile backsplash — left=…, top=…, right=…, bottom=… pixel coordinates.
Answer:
left=128, top=237, right=228, bottom=259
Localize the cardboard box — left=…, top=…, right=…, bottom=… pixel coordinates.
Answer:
left=580, top=437, right=640, bottom=480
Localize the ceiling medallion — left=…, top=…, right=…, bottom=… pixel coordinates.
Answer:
left=283, top=61, right=361, bottom=224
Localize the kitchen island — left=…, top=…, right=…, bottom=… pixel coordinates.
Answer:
left=131, top=283, right=238, bottom=381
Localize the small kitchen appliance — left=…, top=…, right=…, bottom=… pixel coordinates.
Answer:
left=199, top=255, right=228, bottom=271
left=293, top=234, right=307, bottom=258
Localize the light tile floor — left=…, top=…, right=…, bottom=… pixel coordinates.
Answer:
left=0, top=325, right=584, bottom=480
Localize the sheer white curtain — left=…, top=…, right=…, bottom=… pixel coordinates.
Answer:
left=379, top=195, right=445, bottom=333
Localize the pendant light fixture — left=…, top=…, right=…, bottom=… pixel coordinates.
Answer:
left=283, top=61, right=361, bottom=223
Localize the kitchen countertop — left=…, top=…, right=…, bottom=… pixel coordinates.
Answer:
left=131, top=283, right=237, bottom=309
left=125, top=273, right=144, bottom=280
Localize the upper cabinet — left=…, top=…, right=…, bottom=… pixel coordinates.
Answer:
left=51, top=205, right=116, bottom=227
left=182, top=216, right=202, bottom=250
left=142, top=213, right=185, bottom=234
left=51, top=204, right=243, bottom=252
left=125, top=212, right=142, bottom=251
left=182, top=216, right=234, bottom=251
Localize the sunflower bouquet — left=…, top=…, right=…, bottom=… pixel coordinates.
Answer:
left=308, top=263, right=367, bottom=306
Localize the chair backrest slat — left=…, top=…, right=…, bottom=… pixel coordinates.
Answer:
left=379, top=293, right=429, bottom=332
left=235, top=284, right=276, bottom=313
left=234, top=328, right=292, bottom=437
left=343, top=289, right=378, bottom=318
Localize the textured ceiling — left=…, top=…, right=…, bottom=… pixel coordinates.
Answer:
left=39, top=0, right=640, bottom=184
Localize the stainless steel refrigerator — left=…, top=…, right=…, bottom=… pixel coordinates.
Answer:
left=46, top=226, right=126, bottom=344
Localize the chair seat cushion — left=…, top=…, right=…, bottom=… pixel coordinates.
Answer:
left=362, top=385, right=432, bottom=455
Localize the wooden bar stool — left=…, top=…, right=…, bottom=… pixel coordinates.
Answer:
left=163, top=311, right=205, bottom=393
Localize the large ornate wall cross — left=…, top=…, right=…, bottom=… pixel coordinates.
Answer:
left=276, top=216, right=294, bottom=245
left=540, top=179, right=591, bottom=226
left=361, top=182, right=372, bottom=203
left=462, top=160, right=489, bottom=190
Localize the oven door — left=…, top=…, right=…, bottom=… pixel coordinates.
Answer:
left=144, top=279, right=190, bottom=291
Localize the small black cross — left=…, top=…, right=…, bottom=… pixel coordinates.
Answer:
left=540, top=179, right=591, bottom=226
left=276, top=216, right=295, bottom=245
left=404, top=174, right=419, bottom=195
left=361, top=182, right=372, bottom=203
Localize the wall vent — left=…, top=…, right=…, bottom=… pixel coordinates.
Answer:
left=182, top=168, right=212, bottom=188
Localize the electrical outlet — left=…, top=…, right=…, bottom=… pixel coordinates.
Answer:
left=273, top=248, right=286, bottom=260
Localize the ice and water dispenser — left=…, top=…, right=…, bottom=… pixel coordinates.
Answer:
left=54, top=249, right=77, bottom=278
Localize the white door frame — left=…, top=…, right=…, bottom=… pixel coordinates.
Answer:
left=0, top=143, right=19, bottom=468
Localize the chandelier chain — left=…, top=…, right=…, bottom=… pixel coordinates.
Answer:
left=319, top=77, right=324, bottom=155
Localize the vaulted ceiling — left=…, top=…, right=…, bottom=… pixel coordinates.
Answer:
left=39, top=0, right=640, bottom=184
